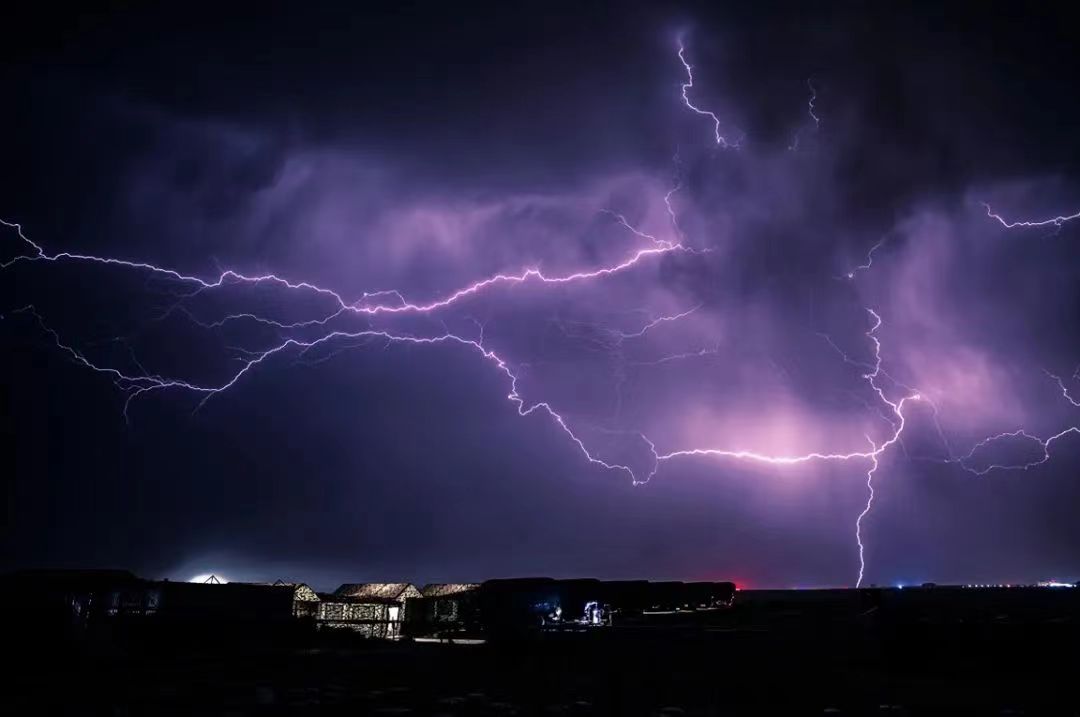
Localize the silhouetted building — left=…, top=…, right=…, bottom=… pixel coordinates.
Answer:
left=419, top=584, right=481, bottom=624
left=155, top=580, right=320, bottom=623
left=405, top=584, right=482, bottom=638
left=421, top=583, right=481, bottom=598
left=2, top=569, right=143, bottom=630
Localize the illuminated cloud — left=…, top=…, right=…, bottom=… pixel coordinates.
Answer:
left=4, top=8, right=1080, bottom=588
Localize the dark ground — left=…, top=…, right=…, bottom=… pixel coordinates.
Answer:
left=6, top=587, right=1080, bottom=716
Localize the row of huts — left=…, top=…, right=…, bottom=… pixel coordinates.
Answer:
left=2, top=570, right=735, bottom=641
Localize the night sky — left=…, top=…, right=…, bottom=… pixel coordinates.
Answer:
left=4, top=1, right=1080, bottom=590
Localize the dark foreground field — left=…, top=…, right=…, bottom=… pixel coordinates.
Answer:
left=7, top=588, right=1079, bottom=716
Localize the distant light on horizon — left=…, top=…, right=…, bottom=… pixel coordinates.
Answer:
left=189, top=573, right=227, bottom=584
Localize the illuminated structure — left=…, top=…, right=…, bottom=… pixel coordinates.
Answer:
left=269, top=580, right=321, bottom=618
left=316, top=583, right=422, bottom=638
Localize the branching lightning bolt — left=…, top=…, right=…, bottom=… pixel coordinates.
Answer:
left=1046, top=368, right=1080, bottom=408
left=0, top=217, right=692, bottom=320
left=6, top=41, right=1080, bottom=590
left=789, top=78, right=820, bottom=152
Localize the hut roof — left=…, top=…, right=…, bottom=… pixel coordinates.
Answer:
left=421, top=583, right=480, bottom=597
left=334, top=583, right=421, bottom=600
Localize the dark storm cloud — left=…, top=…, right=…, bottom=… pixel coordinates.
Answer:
left=3, top=1, right=1080, bottom=589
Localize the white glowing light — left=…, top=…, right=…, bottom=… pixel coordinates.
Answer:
left=189, top=573, right=227, bottom=584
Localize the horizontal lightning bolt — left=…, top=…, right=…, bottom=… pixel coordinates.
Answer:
left=954, top=427, right=1080, bottom=476
left=983, top=202, right=1080, bottom=229
left=1, top=217, right=688, bottom=318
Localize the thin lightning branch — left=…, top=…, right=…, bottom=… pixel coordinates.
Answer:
left=1045, top=369, right=1080, bottom=408
left=0, top=220, right=349, bottom=303
left=983, top=202, right=1080, bottom=229
left=612, top=304, right=702, bottom=342
left=806, top=78, right=820, bottom=128
left=548, top=305, right=699, bottom=352
left=601, top=210, right=674, bottom=249
left=840, top=238, right=886, bottom=280
left=818, top=332, right=875, bottom=374
left=677, top=37, right=737, bottom=148
left=820, top=329, right=954, bottom=463
left=789, top=78, right=820, bottom=152
left=627, top=341, right=720, bottom=367
left=953, top=427, right=1080, bottom=476
left=663, top=183, right=686, bottom=242
left=664, top=148, right=687, bottom=241
left=166, top=304, right=352, bottom=331
left=357, top=289, right=408, bottom=308
left=925, top=369, right=1080, bottom=476
left=843, top=390, right=904, bottom=432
